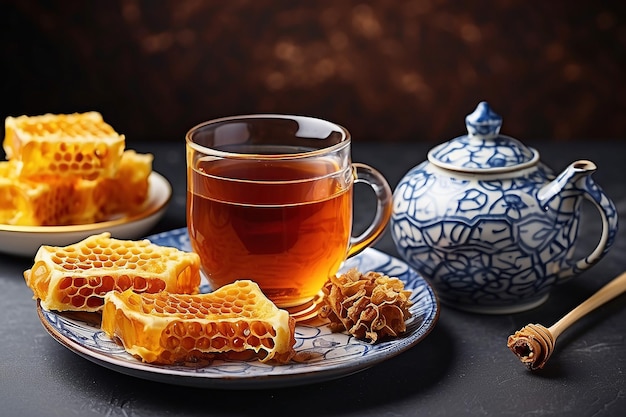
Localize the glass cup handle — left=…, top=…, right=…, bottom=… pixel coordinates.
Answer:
left=347, top=163, right=393, bottom=258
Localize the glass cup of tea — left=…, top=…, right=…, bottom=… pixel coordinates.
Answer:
left=186, top=114, right=392, bottom=317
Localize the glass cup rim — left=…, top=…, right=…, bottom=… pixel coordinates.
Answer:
left=185, top=114, right=351, bottom=160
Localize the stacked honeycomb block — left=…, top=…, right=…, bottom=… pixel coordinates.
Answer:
left=1, top=112, right=152, bottom=226
left=4, top=112, right=124, bottom=179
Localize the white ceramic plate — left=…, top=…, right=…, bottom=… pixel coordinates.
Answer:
left=0, top=172, right=171, bottom=258
left=37, top=227, right=439, bottom=389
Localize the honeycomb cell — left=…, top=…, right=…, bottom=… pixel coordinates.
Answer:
left=101, top=280, right=296, bottom=364
left=23, top=233, right=201, bottom=312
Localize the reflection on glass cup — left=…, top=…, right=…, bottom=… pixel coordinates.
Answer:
left=186, top=115, right=392, bottom=312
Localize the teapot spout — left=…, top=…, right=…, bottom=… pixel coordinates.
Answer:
left=537, top=160, right=597, bottom=208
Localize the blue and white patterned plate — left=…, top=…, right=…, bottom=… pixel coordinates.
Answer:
left=37, top=227, right=439, bottom=389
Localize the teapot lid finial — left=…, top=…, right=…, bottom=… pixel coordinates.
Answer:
left=465, top=101, right=502, bottom=138
left=427, top=101, right=538, bottom=172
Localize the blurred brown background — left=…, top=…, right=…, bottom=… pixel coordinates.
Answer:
left=2, top=0, right=625, bottom=145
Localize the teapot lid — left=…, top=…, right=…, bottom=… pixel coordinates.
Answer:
left=428, top=101, right=538, bottom=173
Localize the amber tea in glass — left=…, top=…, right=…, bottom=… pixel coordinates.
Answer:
left=186, top=115, right=391, bottom=313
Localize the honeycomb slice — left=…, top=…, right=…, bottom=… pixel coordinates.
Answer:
left=24, top=233, right=201, bottom=312
left=102, top=280, right=297, bottom=364
left=0, top=150, right=152, bottom=226
left=4, top=112, right=125, bottom=179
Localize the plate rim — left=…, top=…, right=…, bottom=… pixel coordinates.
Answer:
left=36, top=229, right=440, bottom=389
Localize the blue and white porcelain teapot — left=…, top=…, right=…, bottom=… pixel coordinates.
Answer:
left=391, top=102, right=618, bottom=314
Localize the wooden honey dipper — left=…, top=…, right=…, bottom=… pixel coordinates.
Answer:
left=507, top=271, right=626, bottom=370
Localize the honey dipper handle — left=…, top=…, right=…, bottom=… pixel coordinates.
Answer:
left=549, top=271, right=626, bottom=338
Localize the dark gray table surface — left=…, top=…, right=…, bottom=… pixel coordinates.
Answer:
left=2, top=140, right=625, bottom=417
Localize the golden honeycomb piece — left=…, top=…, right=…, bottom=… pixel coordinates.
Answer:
left=0, top=160, right=43, bottom=224
left=0, top=160, right=82, bottom=225
left=102, top=280, right=297, bottom=364
left=94, top=149, right=153, bottom=216
left=4, top=112, right=125, bottom=179
left=0, top=150, right=152, bottom=226
left=24, top=233, right=201, bottom=312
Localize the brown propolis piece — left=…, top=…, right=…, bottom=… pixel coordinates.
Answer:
left=320, top=268, right=413, bottom=343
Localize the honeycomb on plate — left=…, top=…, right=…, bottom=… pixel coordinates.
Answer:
left=0, top=150, right=153, bottom=225
left=101, top=280, right=297, bottom=364
left=4, top=112, right=125, bottom=179
left=24, top=232, right=201, bottom=312
left=1, top=112, right=153, bottom=226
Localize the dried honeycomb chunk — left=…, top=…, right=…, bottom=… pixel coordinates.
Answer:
left=102, top=280, right=297, bottom=364
left=4, top=112, right=124, bottom=179
left=320, top=268, right=413, bottom=343
left=24, top=233, right=201, bottom=312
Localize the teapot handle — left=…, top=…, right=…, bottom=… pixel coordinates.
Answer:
left=555, top=166, right=619, bottom=281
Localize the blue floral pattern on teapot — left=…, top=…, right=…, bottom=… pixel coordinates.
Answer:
left=391, top=102, right=618, bottom=314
